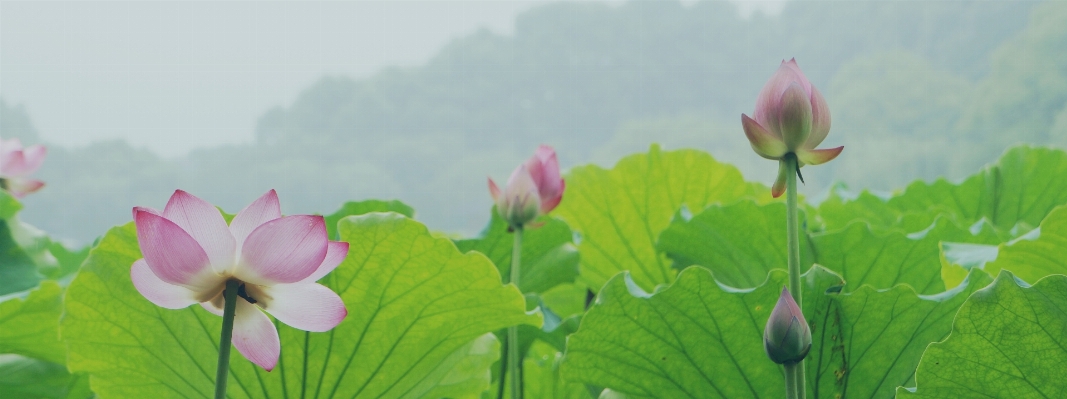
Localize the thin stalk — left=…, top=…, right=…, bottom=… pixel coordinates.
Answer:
left=784, top=154, right=806, bottom=399
left=215, top=280, right=240, bottom=399
left=507, top=227, right=524, bottom=399
left=783, top=363, right=799, bottom=399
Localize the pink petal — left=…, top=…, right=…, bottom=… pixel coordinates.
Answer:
left=130, top=259, right=199, bottom=309
left=525, top=145, right=564, bottom=204
left=0, top=138, right=21, bottom=157
left=0, top=139, right=22, bottom=174
left=18, top=145, right=46, bottom=176
left=134, top=209, right=220, bottom=291
left=500, top=165, right=542, bottom=223
left=4, top=178, right=44, bottom=198
left=259, top=283, right=347, bottom=332
left=540, top=179, right=564, bottom=214
left=780, top=58, right=813, bottom=93
left=237, top=215, right=328, bottom=285
left=772, top=161, right=788, bottom=198
left=1, top=150, right=27, bottom=177
left=230, top=189, right=282, bottom=254
left=132, top=206, right=161, bottom=220
left=796, top=146, right=844, bottom=166
left=231, top=299, right=280, bottom=371
left=777, top=82, right=813, bottom=151
left=488, top=177, right=502, bottom=202
left=742, top=114, right=788, bottom=160
left=297, top=241, right=349, bottom=284
left=163, top=190, right=236, bottom=273
left=806, top=85, right=831, bottom=149
left=753, top=61, right=807, bottom=134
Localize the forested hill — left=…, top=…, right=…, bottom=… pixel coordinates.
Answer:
left=253, top=0, right=1034, bottom=159
left=6, top=0, right=1064, bottom=244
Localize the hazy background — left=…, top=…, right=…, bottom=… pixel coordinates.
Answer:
left=2, top=0, right=1065, bottom=245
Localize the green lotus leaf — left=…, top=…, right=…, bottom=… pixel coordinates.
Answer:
left=657, top=200, right=815, bottom=289
left=811, top=217, right=1001, bottom=294
left=0, top=355, right=91, bottom=399
left=455, top=210, right=579, bottom=294
left=982, top=204, right=1067, bottom=284
left=900, top=271, right=1067, bottom=398
left=0, top=220, right=40, bottom=296
left=808, top=270, right=994, bottom=399
left=323, top=199, right=415, bottom=240
left=61, top=212, right=538, bottom=398
left=524, top=340, right=594, bottom=399
left=0, top=280, right=65, bottom=364
left=554, top=145, right=755, bottom=292
left=559, top=265, right=844, bottom=398
left=819, top=146, right=1067, bottom=233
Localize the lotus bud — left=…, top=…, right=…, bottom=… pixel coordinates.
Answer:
left=763, top=287, right=811, bottom=365
left=742, top=59, right=843, bottom=197
left=488, top=146, right=565, bottom=230
left=0, top=138, right=47, bottom=198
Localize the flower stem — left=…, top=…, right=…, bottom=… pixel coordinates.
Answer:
left=507, top=227, right=524, bottom=399
left=784, top=363, right=799, bottom=399
left=784, top=154, right=806, bottom=399
left=215, top=280, right=240, bottom=399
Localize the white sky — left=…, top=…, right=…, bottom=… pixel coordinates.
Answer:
left=0, top=0, right=786, bottom=157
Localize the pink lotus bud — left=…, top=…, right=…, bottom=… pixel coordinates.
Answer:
left=763, top=287, right=811, bottom=365
left=742, top=59, right=843, bottom=197
left=0, top=138, right=47, bottom=198
left=488, top=145, right=565, bottom=229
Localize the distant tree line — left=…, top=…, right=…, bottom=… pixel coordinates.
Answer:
left=3, top=0, right=1063, bottom=244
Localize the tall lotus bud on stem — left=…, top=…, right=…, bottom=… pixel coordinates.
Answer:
left=488, top=145, right=565, bottom=230
left=764, top=287, right=812, bottom=365
left=742, top=58, right=843, bottom=198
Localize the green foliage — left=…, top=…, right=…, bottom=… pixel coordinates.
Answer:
left=0, top=220, right=40, bottom=295
left=60, top=213, right=538, bottom=398
left=554, top=145, right=754, bottom=292
left=0, top=355, right=91, bottom=399
left=982, top=204, right=1067, bottom=283
left=808, top=271, right=994, bottom=399
left=811, top=217, right=1001, bottom=295
left=0, top=281, right=65, bottom=364
left=820, top=145, right=1067, bottom=233
left=658, top=200, right=815, bottom=289
left=455, top=210, right=579, bottom=294
left=901, top=272, right=1067, bottom=398
left=322, top=199, right=415, bottom=240
left=560, top=266, right=844, bottom=398
left=523, top=341, right=592, bottom=399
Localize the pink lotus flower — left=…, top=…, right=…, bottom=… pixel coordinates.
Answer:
left=131, top=189, right=348, bottom=371
left=0, top=138, right=47, bottom=198
left=488, top=145, right=565, bottom=229
left=742, top=59, right=844, bottom=197
left=763, top=287, right=811, bottom=365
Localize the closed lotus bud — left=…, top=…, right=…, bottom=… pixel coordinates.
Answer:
left=741, top=59, right=844, bottom=198
left=488, top=146, right=565, bottom=229
left=763, top=287, right=811, bottom=365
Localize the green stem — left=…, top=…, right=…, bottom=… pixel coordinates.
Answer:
left=507, top=227, right=524, bottom=399
left=215, top=280, right=239, bottom=399
left=784, top=363, right=799, bottom=399
left=784, top=154, right=807, bottom=399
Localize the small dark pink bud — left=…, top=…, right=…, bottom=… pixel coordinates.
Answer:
left=764, top=287, right=811, bottom=365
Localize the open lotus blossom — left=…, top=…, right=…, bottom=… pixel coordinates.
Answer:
left=763, top=287, right=812, bottom=365
left=742, top=59, right=844, bottom=197
left=131, top=189, right=348, bottom=371
left=488, top=145, right=565, bottom=229
left=0, top=138, right=47, bottom=198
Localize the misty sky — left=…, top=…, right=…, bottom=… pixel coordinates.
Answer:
left=1, top=0, right=785, bottom=157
